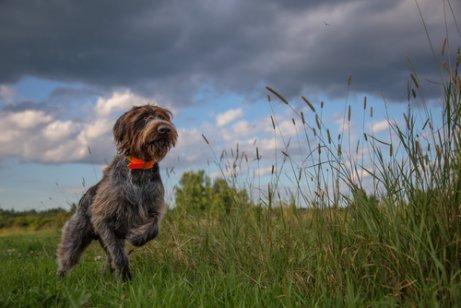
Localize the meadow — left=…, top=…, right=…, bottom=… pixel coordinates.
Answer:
left=1, top=50, right=461, bottom=307
left=0, top=196, right=460, bottom=307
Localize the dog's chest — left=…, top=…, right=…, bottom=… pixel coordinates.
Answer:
left=125, top=181, right=155, bottom=208
left=121, top=174, right=163, bottom=218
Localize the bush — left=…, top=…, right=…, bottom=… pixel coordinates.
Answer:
left=0, top=208, right=71, bottom=230
left=174, top=170, right=251, bottom=215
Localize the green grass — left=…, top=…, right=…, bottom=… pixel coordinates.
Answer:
left=0, top=212, right=327, bottom=307
left=1, top=200, right=460, bottom=307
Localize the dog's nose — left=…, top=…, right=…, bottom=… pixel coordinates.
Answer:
left=157, top=124, right=171, bottom=135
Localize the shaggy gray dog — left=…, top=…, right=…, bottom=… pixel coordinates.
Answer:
left=57, top=105, right=178, bottom=280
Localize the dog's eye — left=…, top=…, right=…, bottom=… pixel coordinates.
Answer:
left=157, top=113, right=170, bottom=121
left=134, top=115, right=154, bottom=131
left=144, top=115, right=154, bottom=122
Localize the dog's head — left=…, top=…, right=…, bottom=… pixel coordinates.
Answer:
left=113, top=104, right=178, bottom=162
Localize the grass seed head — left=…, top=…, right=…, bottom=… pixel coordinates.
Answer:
left=416, top=140, right=421, bottom=155
left=441, top=37, right=447, bottom=56
left=302, top=96, right=316, bottom=112
left=315, top=114, right=321, bottom=130
left=202, top=134, right=210, bottom=145
left=411, top=73, right=420, bottom=88
left=266, top=86, right=289, bottom=104
left=270, top=115, right=276, bottom=130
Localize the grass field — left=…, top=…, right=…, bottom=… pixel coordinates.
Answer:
left=1, top=47, right=461, bottom=308
left=1, top=199, right=460, bottom=307
left=1, top=210, right=358, bottom=307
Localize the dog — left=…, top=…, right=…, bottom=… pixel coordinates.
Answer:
left=56, top=104, right=178, bottom=280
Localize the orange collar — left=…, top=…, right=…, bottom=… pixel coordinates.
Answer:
left=127, top=156, right=156, bottom=170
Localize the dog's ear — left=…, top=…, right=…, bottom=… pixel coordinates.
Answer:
left=113, top=112, right=127, bottom=145
left=113, top=106, right=141, bottom=150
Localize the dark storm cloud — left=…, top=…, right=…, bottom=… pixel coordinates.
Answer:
left=48, top=87, right=102, bottom=102
left=0, top=0, right=459, bottom=104
left=1, top=99, right=65, bottom=114
left=1, top=101, right=46, bottom=112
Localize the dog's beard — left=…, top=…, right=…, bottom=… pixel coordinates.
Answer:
left=142, top=138, right=173, bottom=161
left=140, top=128, right=177, bottom=161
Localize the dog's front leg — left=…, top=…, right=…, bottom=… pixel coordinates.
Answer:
left=127, top=216, right=159, bottom=247
left=98, top=238, right=115, bottom=275
left=97, top=223, right=132, bottom=281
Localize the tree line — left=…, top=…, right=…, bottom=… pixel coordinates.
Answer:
left=0, top=170, right=250, bottom=230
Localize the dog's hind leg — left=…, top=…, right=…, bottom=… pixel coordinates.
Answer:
left=57, top=183, right=100, bottom=278
left=56, top=214, right=93, bottom=277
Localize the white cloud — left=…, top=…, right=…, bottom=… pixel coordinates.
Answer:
left=254, top=166, right=273, bottom=177
left=347, top=166, right=374, bottom=182
left=175, top=128, right=202, bottom=146
left=371, top=120, right=390, bottom=133
left=232, top=120, right=251, bottom=135
left=275, top=119, right=298, bottom=136
left=257, top=138, right=278, bottom=152
left=0, top=88, right=390, bottom=181
left=0, top=110, right=51, bottom=158
left=41, top=141, right=88, bottom=163
left=216, top=108, right=243, bottom=127
left=7, top=110, right=52, bottom=129
left=94, top=90, right=150, bottom=116
left=78, top=119, right=112, bottom=140
left=0, top=110, right=53, bottom=145
left=165, top=127, right=207, bottom=167
left=0, top=128, right=21, bottom=143
left=0, top=106, right=105, bottom=163
left=43, top=120, right=78, bottom=141
left=0, top=89, right=178, bottom=164
left=0, top=85, right=16, bottom=103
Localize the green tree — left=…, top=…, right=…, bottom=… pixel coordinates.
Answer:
left=175, top=170, right=252, bottom=214
left=175, top=170, right=212, bottom=212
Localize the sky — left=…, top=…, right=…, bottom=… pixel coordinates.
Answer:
left=0, top=0, right=460, bottom=210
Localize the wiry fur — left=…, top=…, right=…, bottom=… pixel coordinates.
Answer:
left=57, top=105, right=177, bottom=280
